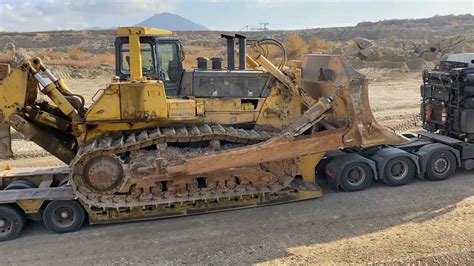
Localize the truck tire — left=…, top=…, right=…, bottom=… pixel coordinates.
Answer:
left=340, top=162, right=373, bottom=192
left=43, top=201, right=85, bottom=234
left=382, top=157, right=416, bottom=186
left=425, top=150, right=456, bottom=181
left=4, top=179, right=35, bottom=190
left=0, top=205, right=25, bottom=242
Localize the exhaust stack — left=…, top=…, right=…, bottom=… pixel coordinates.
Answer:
left=221, top=34, right=235, bottom=70
left=235, top=34, right=246, bottom=70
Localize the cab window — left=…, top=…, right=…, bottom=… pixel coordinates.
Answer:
left=157, top=43, right=180, bottom=84
left=120, top=43, right=155, bottom=75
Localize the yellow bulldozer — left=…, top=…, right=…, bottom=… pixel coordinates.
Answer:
left=0, top=27, right=406, bottom=241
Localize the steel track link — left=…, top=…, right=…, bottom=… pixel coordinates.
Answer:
left=69, top=124, right=299, bottom=209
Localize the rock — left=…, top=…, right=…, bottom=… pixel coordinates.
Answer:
left=354, top=37, right=373, bottom=49
left=360, top=47, right=381, bottom=60
left=341, top=44, right=360, bottom=58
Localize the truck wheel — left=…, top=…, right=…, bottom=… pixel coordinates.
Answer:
left=340, top=162, right=373, bottom=192
left=425, top=150, right=456, bottom=181
left=43, top=201, right=85, bottom=234
left=383, top=157, right=416, bottom=186
left=0, top=205, right=25, bottom=242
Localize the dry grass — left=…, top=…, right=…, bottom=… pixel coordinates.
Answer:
left=308, top=38, right=334, bottom=51
left=37, top=48, right=115, bottom=67
left=0, top=48, right=115, bottom=67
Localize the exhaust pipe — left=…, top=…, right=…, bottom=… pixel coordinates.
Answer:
left=235, top=34, right=246, bottom=70
left=221, top=34, right=235, bottom=70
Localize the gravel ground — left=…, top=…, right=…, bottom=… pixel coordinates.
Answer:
left=0, top=172, right=472, bottom=265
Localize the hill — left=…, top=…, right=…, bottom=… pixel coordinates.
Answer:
left=135, top=13, right=208, bottom=31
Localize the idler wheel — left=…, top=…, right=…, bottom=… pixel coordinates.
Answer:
left=83, top=155, right=123, bottom=192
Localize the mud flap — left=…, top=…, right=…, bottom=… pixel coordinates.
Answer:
left=0, top=125, right=13, bottom=159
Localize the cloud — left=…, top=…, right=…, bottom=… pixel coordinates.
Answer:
left=0, top=0, right=178, bottom=32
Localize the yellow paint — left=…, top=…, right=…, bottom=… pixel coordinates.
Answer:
left=203, top=98, right=263, bottom=112
left=86, top=83, right=121, bottom=121
left=196, top=99, right=204, bottom=115
left=32, top=111, right=70, bottom=131
left=116, top=27, right=172, bottom=37
left=128, top=34, right=143, bottom=80
left=167, top=98, right=196, bottom=118
left=298, top=152, right=325, bottom=183
left=256, top=84, right=302, bottom=130
left=120, top=81, right=167, bottom=119
left=0, top=67, right=30, bottom=125
left=41, top=83, right=78, bottom=119
left=17, top=199, right=45, bottom=214
left=204, top=112, right=257, bottom=125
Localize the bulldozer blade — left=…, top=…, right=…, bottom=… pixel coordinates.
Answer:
left=302, top=55, right=406, bottom=148
left=0, top=125, right=13, bottom=159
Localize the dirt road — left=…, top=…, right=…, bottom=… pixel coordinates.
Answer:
left=1, top=172, right=472, bottom=265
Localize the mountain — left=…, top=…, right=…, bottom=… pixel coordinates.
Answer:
left=135, top=13, right=208, bottom=31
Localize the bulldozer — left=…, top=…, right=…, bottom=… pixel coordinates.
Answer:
left=0, top=27, right=405, bottom=241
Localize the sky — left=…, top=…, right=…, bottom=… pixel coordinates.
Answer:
left=0, top=0, right=473, bottom=32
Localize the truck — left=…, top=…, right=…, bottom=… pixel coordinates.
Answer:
left=0, top=26, right=472, bottom=242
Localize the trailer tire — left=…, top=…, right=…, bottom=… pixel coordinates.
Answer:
left=4, top=179, right=36, bottom=190
left=382, top=157, right=416, bottom=186
left=340, top=162, right=373, bottom=192
left=0, top=205, right=25, bottom=242
left=425, top=150, right=456, bottom=181
left=43, top=201, right=85, bottom=234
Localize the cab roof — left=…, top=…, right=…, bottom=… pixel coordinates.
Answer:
left=116, top=27, right=173, bottom=37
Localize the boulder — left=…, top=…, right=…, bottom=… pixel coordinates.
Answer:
left=341, top=44, right=360, bottom=58
left=354, top=37, right=373, bottom=49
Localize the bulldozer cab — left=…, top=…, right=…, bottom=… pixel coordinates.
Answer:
left=115, top=27, right=183, bottom=92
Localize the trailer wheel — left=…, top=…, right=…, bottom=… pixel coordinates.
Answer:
left=4, top=179, right=36, bottom=190
left=340, top=162, right=373, bottom=192
left=0, top=205, right=25, bottom=242
left=425, top=150, right=456, bottom=181
left=43, top=201, right=85, bottom=234
left=383, top=157, right=416, bottom=186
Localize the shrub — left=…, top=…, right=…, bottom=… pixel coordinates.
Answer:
left=285, top=33, right=308, bottom=60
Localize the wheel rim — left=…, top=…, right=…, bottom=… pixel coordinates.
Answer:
left=51, top=206, right=77, bottom=229
left=390, top=160, right=409, bottom=180
left=434, top=157, right=449, bottom=174
left=0, top=215, right=13, bottom=237
left=347, top=166, right=366, bottom=186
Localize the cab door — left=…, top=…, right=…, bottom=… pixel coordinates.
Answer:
left=156, top=41, right=183, bottom=95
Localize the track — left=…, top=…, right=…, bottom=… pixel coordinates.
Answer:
left=70, top=124, right=300, bottom=209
